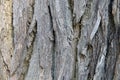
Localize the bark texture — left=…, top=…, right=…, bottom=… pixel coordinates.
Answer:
left=0, top=0, right=120, bottom=80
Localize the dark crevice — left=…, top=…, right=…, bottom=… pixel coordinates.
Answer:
left=48, top=5, right=56, bottom=80
left=12, top=1, right=14, bottom=49
left=68, top=1, right=79, bottom=80
left=104, top=0, right=117, bottom=79
left=72, top=14, right=83, bottom=80
left=48, top=5, right=53, bottom=31
left=23, top=20, right=37, bottom=80
left=10, top=0, right=16, bottom=77
left=87, top=43, right=93, bottom=80
left=51, top=29, right=56, bottom=80
left=68, top=0, right=74, bottom=25
left=68, top=0, right=74, bottom=13
left=22, top=1, right=37, bottom=80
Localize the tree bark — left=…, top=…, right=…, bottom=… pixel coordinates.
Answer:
left=0, top=0, right=119, bottom=80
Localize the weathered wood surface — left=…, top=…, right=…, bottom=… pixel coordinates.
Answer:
left=0, top=0, right=13, bottom=80
left=0, top=0, right=119, bottom=80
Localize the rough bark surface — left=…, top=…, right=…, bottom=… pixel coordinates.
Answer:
left=0, top=0, right=120, bottom=80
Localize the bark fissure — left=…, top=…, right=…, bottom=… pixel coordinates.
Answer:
left=0, top=0, right=120, bottom=80
left=12, top=1, right=14, bottom=49
left=25, top=20, right=37, bottom=76
left=72, top=17, right=83, bottom=80
left=104, top=0, right=118, bottom=79
left=21, top=1, right=37, bottom=79
left=51, top=29, right=56, bottom=80
left=48, top=4, right=56, bottom=80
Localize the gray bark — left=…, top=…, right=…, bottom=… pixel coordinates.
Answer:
left=0, top=0, right=119, bottom=80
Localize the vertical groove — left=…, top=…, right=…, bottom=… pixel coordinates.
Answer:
left=22, top=1, right=37, bottom=79
left=24, top=21, right=37, bottom=80
left=11, top=0, right=14, bottom=49
left=68, top=0, right=78, bottom=80
left=72, top=22, right=82, bottom=80
left=104, top=0, right=117, bottom=79
left=48, top=4, right=55, bottom=80
left=51, top=29, right=56, bottom=80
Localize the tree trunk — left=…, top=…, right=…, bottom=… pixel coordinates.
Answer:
left=0, top=0, right=119, bottom=80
